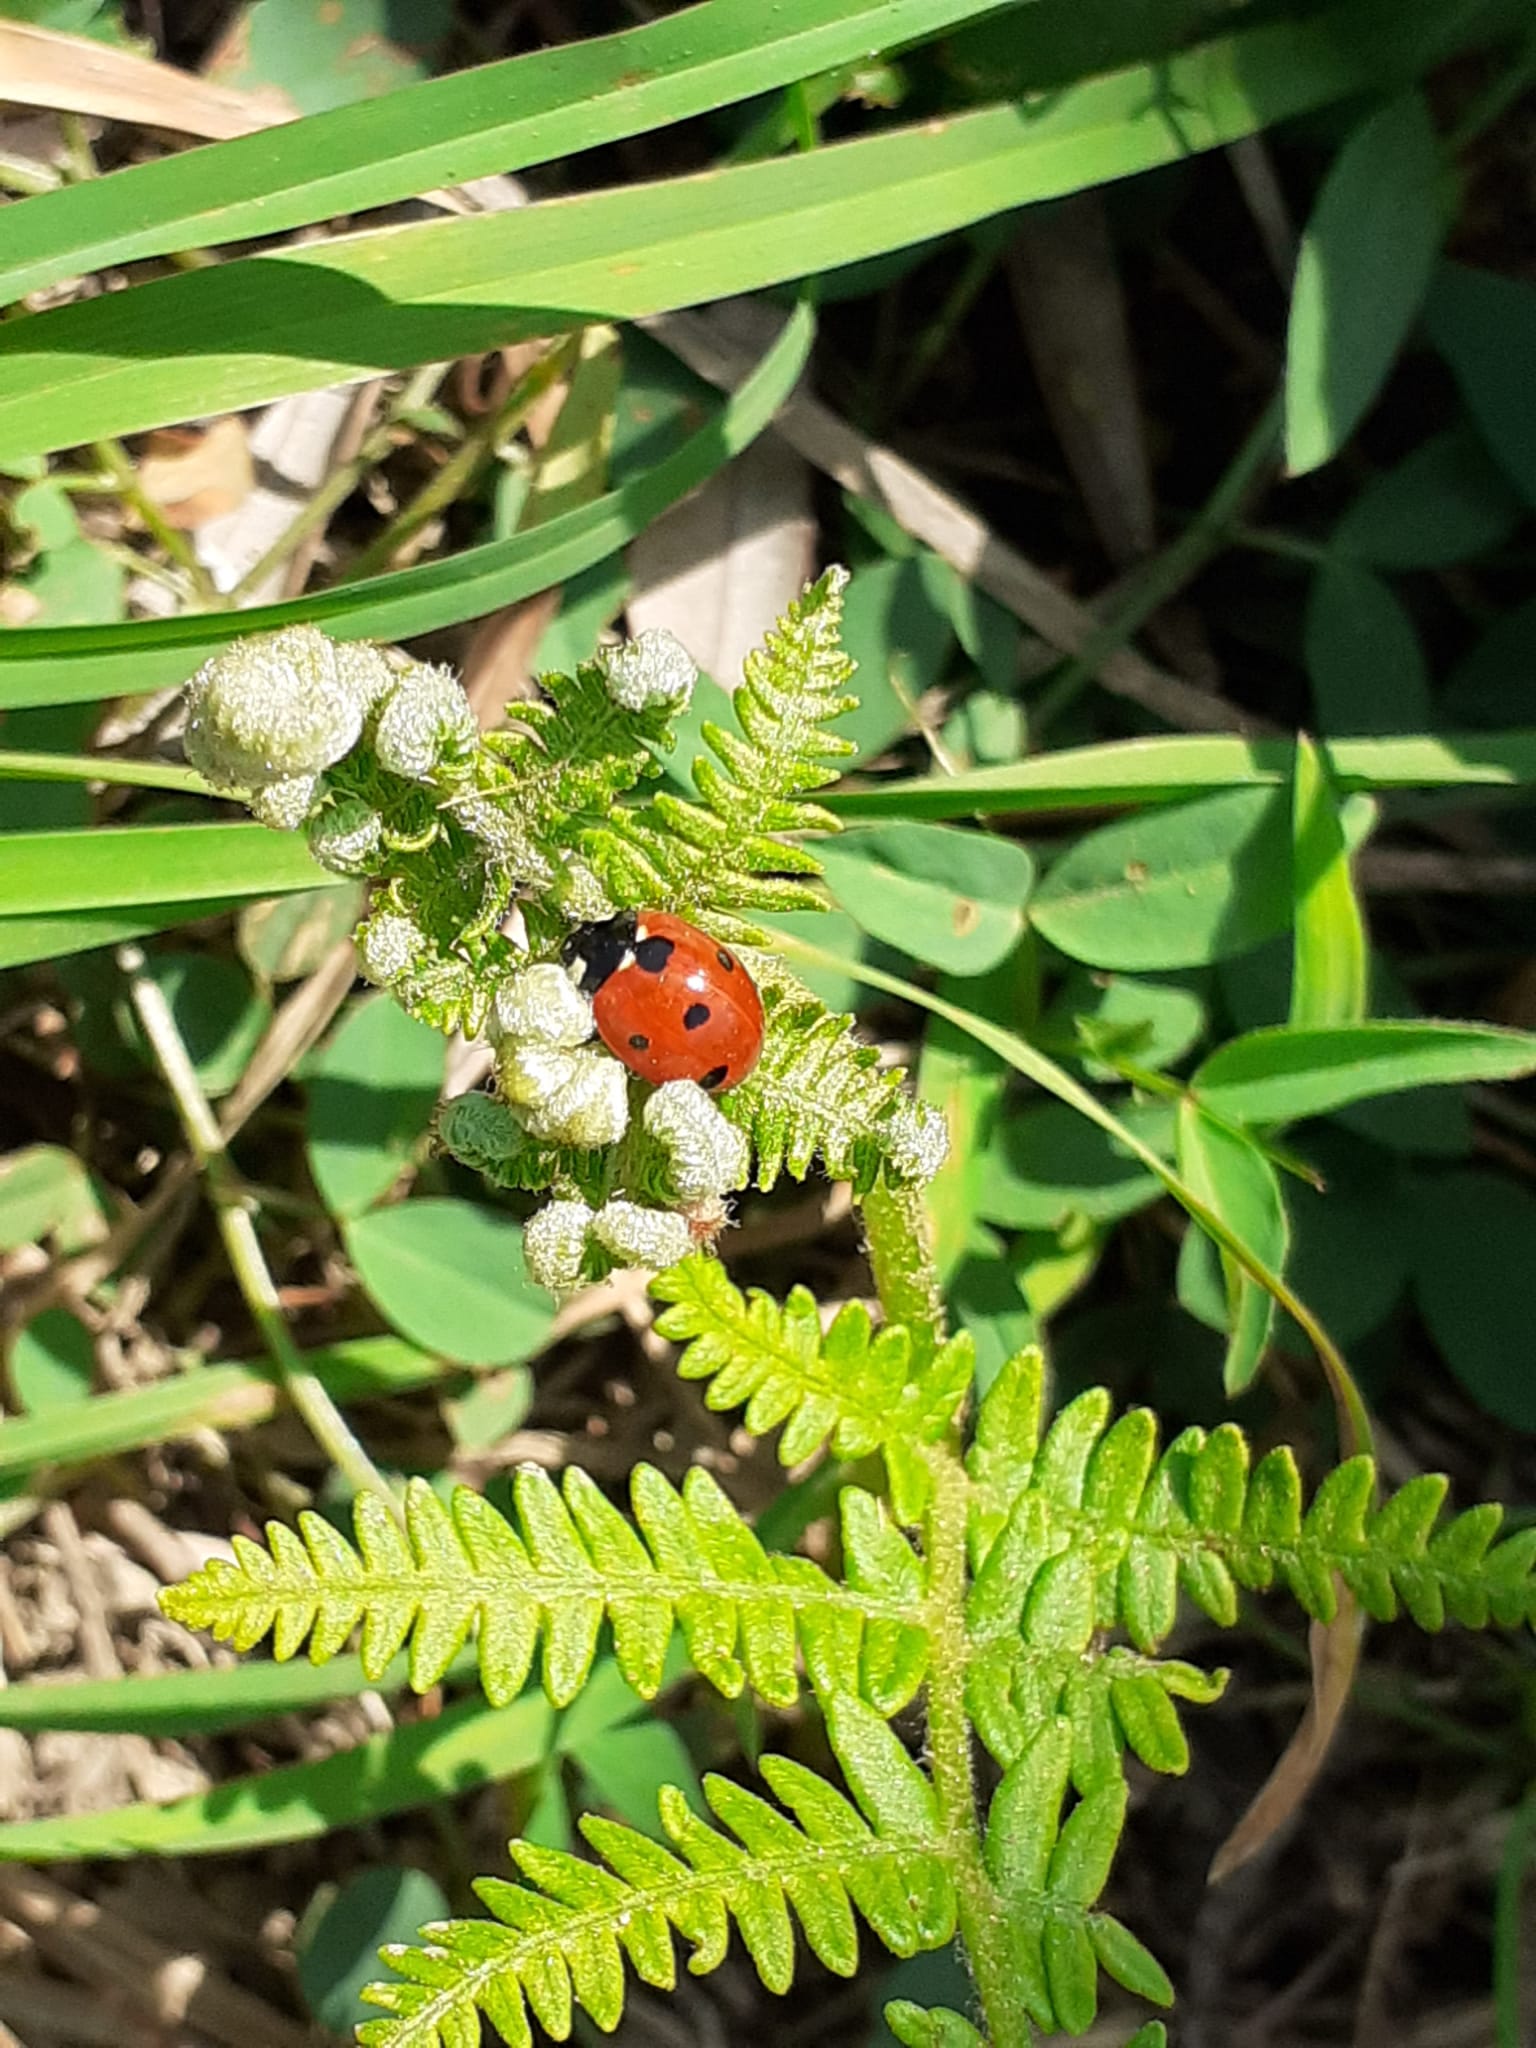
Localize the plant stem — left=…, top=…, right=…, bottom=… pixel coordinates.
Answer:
left=118, top=944, right=391, bottom=1502
left=91, top=439, right=222, bottom=607
left=858, top=1174, right=946, bottom=1368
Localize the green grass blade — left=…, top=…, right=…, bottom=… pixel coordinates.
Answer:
left=0, top=1335, right=449, bottom=1487
left=0, top=0, right=1014, bottom=307
left=0, top=901, right=240, bottom=970
left=0, top=0, right=1463, bottom=467
left=0, top=1690, right=553, bottom=1862
left=1290, top=735, right=1369, bottom=1027
left=0, top=822, right=323, bottom=914
left=0, top=302, right=814, bottom=711
left=0, top=1643, right=481, bottom=1737
left=0, top=750, right=205, bottom=793
left=825, top=730, right=1536, bottom=819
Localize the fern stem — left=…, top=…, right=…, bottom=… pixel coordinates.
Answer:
left=924, top=1448, right=1025, bottom=2048
left=858, top=1175, right=946, bottom=1369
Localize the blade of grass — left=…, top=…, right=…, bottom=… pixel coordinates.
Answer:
left=0, top=301, right=815, bottom=711
left=0, top=822, right=323, bottom=915
left=0, top=0, right=1473, bottom=467
left=825, top=729, right=1536, bottom=820
left=0, top=1643, right=480, bottom=1737
left=0, top=1690, right=554, bottom=1861
left=0, top=1335, right=450, bottom=1488
left=0, top=901, right=242, bottom=970
left=0, top=0, right=1018, bottom=307
left=0, top=749, right=206, bottom=793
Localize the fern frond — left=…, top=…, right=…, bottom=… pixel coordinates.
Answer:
left=587, top=568, right=858, bottom=930
left=160, top=1470, right=930, bottom=1715
left=964, top=1352, right=1536, bottom=1774
left=484, top=660, right=681, bottom=843
left=650, top=1253, right=971, bottom=1476
left=722, top=960, right=916, bottom=1193
left=983, top=1718, right=1173, bottom=2036
left=357, top=1696, right=954, bottom=2048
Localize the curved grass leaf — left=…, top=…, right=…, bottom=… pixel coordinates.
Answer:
left=1289, top=734, right=1368, bottom=1029
left=0, top=305, right=814, bottom=712
left=825, top=729, right=1536, bottom=821
left=1175, top=1103, right=1289, bottom=1396
left=1194, top=1021, right=1536, bottom=1128
left=0, top=2, right=1466, bottom=468
left=0, top=0, right=1020, bottom=306
left=0, top=821, right=323, bottom=914
left=0, top=1333, right=452, bottom=1487
left=0, top=1690, right=553, bottom=1863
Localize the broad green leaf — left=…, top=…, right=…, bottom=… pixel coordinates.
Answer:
left=212, top=0, right=452, bottom=113
left=977, top=1101, right=1172, bottom=1229
left=1332, top=424, right=1524, bottom=567
left=1425, top=263, right=1536, bottom=506
left=1046, top=968, right=1206, bottom=1077
left=1031, top=787, right=1370, bottom=971
left=0, top=1690, right=553, bottom=1862
left=819, top=823, right=1033, bottom=974
left=826, top=729, right=1536, bottom=822
left=238, top=883, right=364, bottom=982
left=1278, top=1127, right=1412, bottom=1348
left=0, top=1333, right=451, bottom=1487
left=0, top=823, right=323, bottom=914
left=0, top=1144, right=103, bottom=1251
left=306, top=996, right=445, bottom=1220
left=1175, top=1102, right=1288, bottom=1395
left=298, top=1867, right=451, bottom=2039
left=950, top=1230, right=1037, bottom=1397
left=9, top=1309, right=95, bottom=1415
left=1284, top=91, right=1445, bottom=473
left=1289, top=735, right=1368, bottom=1029
left=0, top=0, right=1018, bottom=306
left=0, top=304, right=812, bottom=714
left=918, top=961, right=1020, bottom=1281
left=575, top=1718, right=703, bottom=1839
left=343, top=1199, right=553, bottom=1366
left=838, top=555, right=957, bottom=762
left=1304, top=559, right=1431, bottom=735
left=1195, top=1021, right=1536, bottom=1128
left=0, top=4, right=1474, bottom=466
left=120, top=952, right=272, bottom=1098
left=1411, top=1170, right=1536, bottom=1431
left=444, top=1367, right=534, bottom=1455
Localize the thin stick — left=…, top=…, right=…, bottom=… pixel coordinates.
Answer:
left=117, top=943, right=390, bottom=1501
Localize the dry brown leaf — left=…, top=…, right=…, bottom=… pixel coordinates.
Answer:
left=136, top=419, right=254, bottom=529
left=0, top=21, right=292, bottom=139
left=628, top=430, right=814, bottom=690
left=1209, top=1593, right=1367, bottom=1883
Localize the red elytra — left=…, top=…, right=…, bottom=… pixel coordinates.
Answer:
left=561, top=910, right=765, bottom=1093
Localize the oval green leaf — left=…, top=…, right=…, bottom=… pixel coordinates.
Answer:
left=344, top=1199, right=552, bottom=1365
left=1194, top=1020, right=1536, bottom=1128
left=819, top=822, right=1033, bottom=975
left=306, top=995, right=446, bottom=1221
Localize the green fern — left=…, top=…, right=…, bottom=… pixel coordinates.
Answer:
left=162, top=1252, right=1536, bottom=2048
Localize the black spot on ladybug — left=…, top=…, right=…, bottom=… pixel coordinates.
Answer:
left=628, top=1032, right=650, bottom=1051
left=716, top=949, right=736, bottom=972
left=683, top=1002, right=711, bottom=1031
left=634, top=934, right=675, bottom=973
left=700, top=1063, right=729, bottom=1091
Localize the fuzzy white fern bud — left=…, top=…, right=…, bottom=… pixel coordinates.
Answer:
left=358, top=909, right=423, bottom=987
left=498, top=1042, right=629, bottom=1148
left=372, top=663, right=477, bottom=780
left=308, top=797, right=384, bottom=876
left=523, top=1198, right=595, bottom=1294
left=884, top=1098, right=950, bottom=1183
left=591, top=1199, right=693, bottom=1270
left=643, top=1079, right=750, bottom=1202
left=183, top=625, right=391, bottom=793
left=249, top=773, right=322, bottom=831
left=490, top=964, right=594, bottom=1049
left=600, top=628, right=696, bottom=711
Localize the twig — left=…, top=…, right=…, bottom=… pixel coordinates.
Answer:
left=116, top=943, right=389, bottom=1501
left=649, top=302, right=1267, bottom=735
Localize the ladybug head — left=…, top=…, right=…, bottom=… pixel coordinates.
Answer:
left=561, top=911, right=637, bottom=995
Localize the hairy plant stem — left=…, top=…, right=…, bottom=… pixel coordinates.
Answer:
left=860, top=1177, right=1022, bottom=2044
left=118, top=944, right=390, bottom=1502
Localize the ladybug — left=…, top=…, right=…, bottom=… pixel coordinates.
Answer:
left=561, top=910, right=765, bottom=1093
